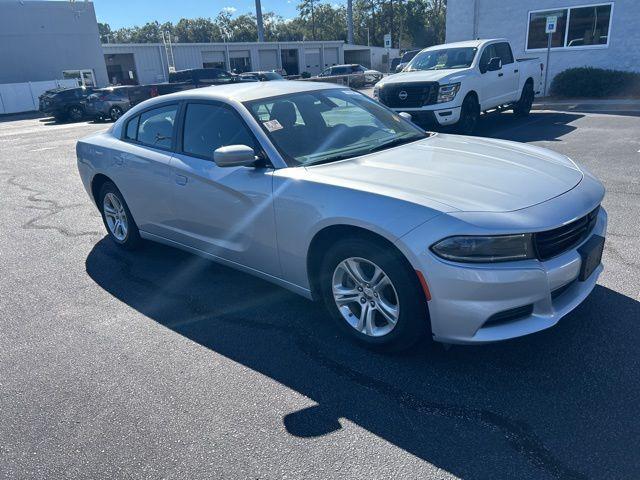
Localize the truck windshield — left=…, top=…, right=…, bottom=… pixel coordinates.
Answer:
left=406, top=47, right=477, bottom=71
left=245, top=89, right=428, bottom=167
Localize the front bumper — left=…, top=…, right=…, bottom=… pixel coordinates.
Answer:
left=396, top=107, right=461, bottom=127
left=399, top=207, right=608, bottom=344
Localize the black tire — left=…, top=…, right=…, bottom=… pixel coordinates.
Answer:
left=98, top=181, right=142, bottom=250
left=455, top=93, right=480, bottom=135
left=319, top=236, right=430, bottom=352
left=53, top=113, right=67, bottom=123
left=67, top=105, right=84, bottom=122
left=109, top=106, right=123, bottom=122
left=513, top=81, right=534, bottom=117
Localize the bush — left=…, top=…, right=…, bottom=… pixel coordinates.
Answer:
left=550, top=67, right=640, bottom=98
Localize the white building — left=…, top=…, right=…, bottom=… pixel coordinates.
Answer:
left=446, top=0, right=640, bottom=82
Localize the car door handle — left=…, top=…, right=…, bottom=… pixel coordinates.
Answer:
left=514, top=69, right=519, bottom=73
left=498, top=73, right=504, bottom=77
left=174, top=174, right=188, bottom=186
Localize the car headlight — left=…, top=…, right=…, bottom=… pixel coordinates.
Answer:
left=431, top=234, right=535, bottom=263
left=437, top=83, right=461, bottom=103
left=373, top=85, right=380, bottom=98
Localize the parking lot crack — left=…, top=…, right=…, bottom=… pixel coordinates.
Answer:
left=6, top=176, right=102, bottom=238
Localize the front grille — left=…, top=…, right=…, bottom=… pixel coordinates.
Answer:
left=378, top=82, right=438, bottom=108
left=484, top=304, right=534, bottom=328
left=534, top=206, right=600, bottom=261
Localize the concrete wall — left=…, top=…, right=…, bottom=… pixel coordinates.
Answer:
left=446, top=0, right=640, bottom=83
left=0, top=0, right=108, bottom=86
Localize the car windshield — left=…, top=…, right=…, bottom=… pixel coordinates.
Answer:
left=406, top=47, right=477, bottom=71
left=245, top=89, right=428, bottom=167
left=263, top=72, right=283, bottom=80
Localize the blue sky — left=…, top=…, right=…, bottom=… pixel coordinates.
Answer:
left=92, top=0, right=346, bottom=29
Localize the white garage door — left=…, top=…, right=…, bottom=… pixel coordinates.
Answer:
left=258, top=50, right=278, bottom=71
left=304, top=49, right=321, bottom=75
left=324, top=47, right=339, bottom=68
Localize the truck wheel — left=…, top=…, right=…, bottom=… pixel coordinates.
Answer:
left=513, top=82, right=534, bottom=117
left=456, top=94, right=480, bottom=135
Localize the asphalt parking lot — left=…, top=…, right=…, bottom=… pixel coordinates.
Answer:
left=1, top=109, right=639, bottom=479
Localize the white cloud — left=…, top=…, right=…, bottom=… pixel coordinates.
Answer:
left=221, top=6, right=237, bottom=14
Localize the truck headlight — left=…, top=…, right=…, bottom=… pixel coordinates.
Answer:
left=437, top=83, right=461, bottom=103
left=431, top=234, right=535, bottom=263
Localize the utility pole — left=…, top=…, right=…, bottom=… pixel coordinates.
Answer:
left=347, top=0, right=354, bottom=44
left=255, top=0, right=265, bottom=42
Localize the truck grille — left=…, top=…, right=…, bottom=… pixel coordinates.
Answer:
left=534, top=206, right=600, bottom=261
left=378, top=82, right=438, bottom=108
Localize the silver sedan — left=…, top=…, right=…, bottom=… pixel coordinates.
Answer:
left=76, top=81, right=607, bottom=351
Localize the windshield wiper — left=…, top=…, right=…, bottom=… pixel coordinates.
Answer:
left=367, top=135, right=424, bottom=154
left=305, top=152, right=363, bottom=166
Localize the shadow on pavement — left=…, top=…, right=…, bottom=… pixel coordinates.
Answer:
left=473, top=112, right=583, bottom=142
left=86, top=238, right=640, bottom=479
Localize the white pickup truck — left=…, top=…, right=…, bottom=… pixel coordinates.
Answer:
left=374, top=39, right=544, bottom=134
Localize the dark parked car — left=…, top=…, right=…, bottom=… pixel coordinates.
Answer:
left=394, top=49, right=421, bottom=73
left=239, top=71, right=285, bottom=82
left=317, top=64, right=383, bottom=86
left=168, top=68, right=238, bottom=90
left=84, top=84, right=186, bottom=121
left=38, top=86, right=96, bottom=122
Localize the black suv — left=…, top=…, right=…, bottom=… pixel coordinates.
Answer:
left=38, top=87, right=96, bottom=122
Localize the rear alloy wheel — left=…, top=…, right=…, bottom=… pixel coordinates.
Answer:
left=320, top=237, right=429, bottom=351
left=456, top=94, right=480, bottom=135
left=68, top=105, right=84, bottom=122
left=514, top=82, right=534, bottom=117
left=99, top=181, right=141, bottom=250
left=109, top=106, right=123, bottom=122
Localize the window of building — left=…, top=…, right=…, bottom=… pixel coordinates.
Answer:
left=527, top=3, right=612, bottom=50
left=182, top=103, right=256, bottom=159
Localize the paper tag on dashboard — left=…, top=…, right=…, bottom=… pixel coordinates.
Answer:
left=263, top=119, right=283, bottom=132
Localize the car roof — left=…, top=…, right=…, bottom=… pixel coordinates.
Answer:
left=149, top=80, right=344, bottom=103
left=419, top=38, right=507, bottom=51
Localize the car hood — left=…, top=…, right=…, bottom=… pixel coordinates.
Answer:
left=381, top=69, right=469, bottom=85
left=304, top=134, right=584, bottom=213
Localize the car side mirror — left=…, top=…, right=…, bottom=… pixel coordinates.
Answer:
left=213, top=145, right=256, bottom=168
left=486, top=57, right=502, bottom=72
left=398, top=112, right=413, bottom=122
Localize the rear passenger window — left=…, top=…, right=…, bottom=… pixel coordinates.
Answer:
left=182, top=103, right=257, bottom=159
left=136, top=104, right=178, bottom=150
left=125, top=116, right=139, bottom=140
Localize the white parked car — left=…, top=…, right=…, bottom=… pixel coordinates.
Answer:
left=77, top=81, right=606, bottom=351
left=374, top=39, right=544, bottom=134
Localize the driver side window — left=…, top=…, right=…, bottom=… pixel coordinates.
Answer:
left=182, top=103, right=257, bottom=160
left=480, top=45, right=497, bottom=70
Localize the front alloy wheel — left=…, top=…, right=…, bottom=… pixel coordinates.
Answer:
left=332, top=257, right=399, bottom=337
left=320, top=237, right=430, bottom=351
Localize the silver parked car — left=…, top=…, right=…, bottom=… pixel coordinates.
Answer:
left=77, top=81, right=607, bottom=351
